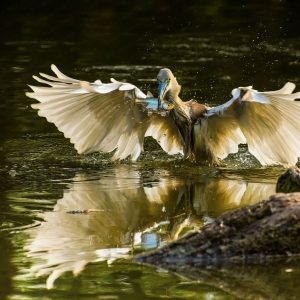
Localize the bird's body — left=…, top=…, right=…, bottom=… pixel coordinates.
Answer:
left=167, top=99, right=208, bottom=161
left=27, top=65, right=300, bottom=166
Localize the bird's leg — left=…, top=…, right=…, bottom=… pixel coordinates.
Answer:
left=183, top=123, right=194, bottom=160
left=187, top=124, right=196, bottom=162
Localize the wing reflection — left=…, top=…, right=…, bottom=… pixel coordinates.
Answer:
left=26, top=167, right=276, bottom=288
left=168, top=179, right=276, bottom=240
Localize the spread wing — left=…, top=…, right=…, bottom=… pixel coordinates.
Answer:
left=26, top=65, right=184, bottom=160
left=204, top=82, right=300, bottom=165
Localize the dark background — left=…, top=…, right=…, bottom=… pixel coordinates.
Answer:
left=0, top=0, right=299, bottom=142
left=1, top=0, right=299, bottom=67
left=1, top=0, right=299, bottom=39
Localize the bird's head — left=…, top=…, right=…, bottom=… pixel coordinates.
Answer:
left=157, top=68, right=181, bottom=106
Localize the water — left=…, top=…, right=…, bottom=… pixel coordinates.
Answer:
left=1, top=1, right=300, bottom=299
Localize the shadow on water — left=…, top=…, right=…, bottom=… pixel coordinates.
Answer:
left=7, top=164, right=300, bottom=299
left=0, top=133, right=291, bottom=298
left=18, top=166, right=276, bottom=289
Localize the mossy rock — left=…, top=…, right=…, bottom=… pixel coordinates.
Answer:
left=276, top=167, right=300, bottom=193
left=135, top=193, right=300, bottom=270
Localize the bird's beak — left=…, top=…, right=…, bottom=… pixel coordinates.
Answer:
left=158, top=81, right=169, bottom=102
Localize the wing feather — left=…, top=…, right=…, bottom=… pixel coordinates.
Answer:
left=27, top=65, right=184, bottom=160
left=205, top=83, right=300, bottom=165
left=145, top=114, right=184, bottom=155
left=263, top=82, right=296, bottom=95
left=194, top=116, right=246, bottom=162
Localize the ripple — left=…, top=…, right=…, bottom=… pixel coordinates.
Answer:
left=87, top=65, right=163, bottom=71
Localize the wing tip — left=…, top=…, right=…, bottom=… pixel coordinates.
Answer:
left=30, top=103, right=39, bottom=109
left=50, top=64, right=59, bottom=74
left=26, top=90, right=36, bottom=99
left=32, top=75, right=39, bottom=81
left=39, top=72, right=47, bottom=78
left=281, top=82, right=296, bottom=94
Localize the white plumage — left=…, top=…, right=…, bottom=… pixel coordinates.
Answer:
left=204, top=83, right=300, bottom=165
left=27, top=65, right=300, bottom=166
left=27, top=65, right=183, bottom=160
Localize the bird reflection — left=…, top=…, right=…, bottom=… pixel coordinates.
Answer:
left=26, top=167, right=276, bottom=288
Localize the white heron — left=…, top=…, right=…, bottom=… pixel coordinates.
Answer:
left=27, top=65, right=300, bottom=166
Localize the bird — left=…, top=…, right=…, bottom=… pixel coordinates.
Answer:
left=26, top=65, right=300, bottom=166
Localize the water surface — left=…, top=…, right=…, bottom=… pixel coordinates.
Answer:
left=1, top=1, right=300, bottom=299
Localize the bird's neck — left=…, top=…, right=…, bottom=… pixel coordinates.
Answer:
left=167, top=85, right=183, bottom=107
left=167, top=92, right=181, bottom=105
left=168, top=93, right=190, bottom=121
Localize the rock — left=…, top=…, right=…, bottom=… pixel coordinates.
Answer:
left=135, top=193, right=300, bottom=270
left=276, top=167, right=300, bottom=193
